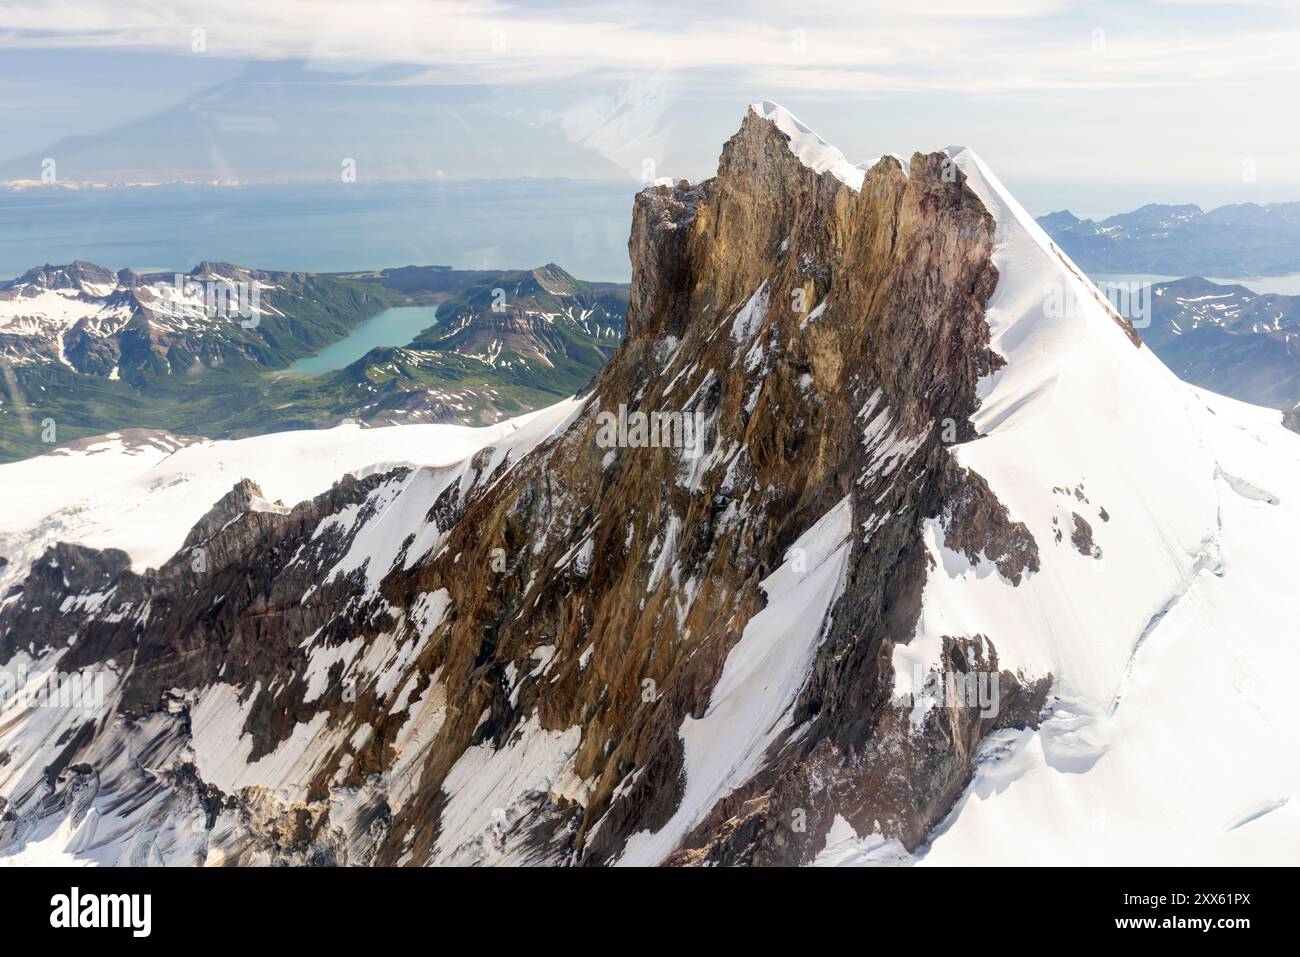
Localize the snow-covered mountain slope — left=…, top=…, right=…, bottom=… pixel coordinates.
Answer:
left=820, top=143, right=1300, bottom=865
left=0, top=405, right=580, bottom=600
left=2, top=103, right=1297, bottom=867
left=0, top=403, right=584, bottom=865
left=919, top=397, right=1300, bottom=866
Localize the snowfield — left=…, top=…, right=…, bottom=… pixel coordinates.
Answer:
left=0, top=401, right=583, bottom=599
left=0, top=400, right=585, bottom=867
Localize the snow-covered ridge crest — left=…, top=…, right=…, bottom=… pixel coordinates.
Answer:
left=748, top=99, right=911, bottom=190
left=748, top=100, right=867, bottom=190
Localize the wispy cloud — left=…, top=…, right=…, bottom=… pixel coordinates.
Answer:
left=3, top=0, right=1298, bottom=197
left=3, top=0, right=1293, bottom=94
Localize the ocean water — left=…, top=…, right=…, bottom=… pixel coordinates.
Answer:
left=0, top=179, right=637, bottom=283
left=286, top=305, right=440, bottom=375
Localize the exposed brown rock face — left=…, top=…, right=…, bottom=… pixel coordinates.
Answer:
left=0, top=108, right=1049, bottom=866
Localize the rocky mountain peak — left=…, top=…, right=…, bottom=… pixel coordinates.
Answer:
left=0, top=103, right=1043, bottom=865
left=6, top=260, right=118, bottom=294
left=529, top=262, right=579, bottom=292
left=5, top=103, right=1296, bottom=868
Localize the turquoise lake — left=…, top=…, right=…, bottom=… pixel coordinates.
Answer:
left=287, top=305, right=439, bottom=375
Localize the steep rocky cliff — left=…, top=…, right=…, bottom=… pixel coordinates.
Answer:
left=3, top=103, right=1298, bottom=867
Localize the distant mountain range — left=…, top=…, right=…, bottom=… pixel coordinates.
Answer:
left=1038, top=202, right=1300, bottom=275
left=0, top=260, right=391, bottom=379
left=0, top=261, right=628, bottom=462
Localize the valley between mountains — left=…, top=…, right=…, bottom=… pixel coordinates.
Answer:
left=1, top=103, right=1298, bottom=866
left=0, top=261, right=627, bottom=462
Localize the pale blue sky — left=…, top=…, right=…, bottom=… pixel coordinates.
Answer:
left=2, top=0, right=1299, bottom=217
